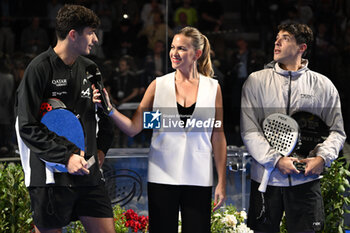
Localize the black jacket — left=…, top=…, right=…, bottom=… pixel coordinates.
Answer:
left=15, top=47, right=114, bottom=187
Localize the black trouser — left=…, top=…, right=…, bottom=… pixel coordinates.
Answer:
left=247, top=179, right=324, bottom=232
left=147, top=182, right=212, bottom=233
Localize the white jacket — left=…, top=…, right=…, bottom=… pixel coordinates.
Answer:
left=241, top=60, right=346, bottom=187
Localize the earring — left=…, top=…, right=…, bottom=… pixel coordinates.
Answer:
left=193, top=61, right=198, bottom=79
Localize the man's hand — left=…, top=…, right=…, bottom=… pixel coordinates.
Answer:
left=299, top=156, right=325, bottom=176
left=67, top=152, right=90, bottom=175
left=276, top=156, right=300, bottom=175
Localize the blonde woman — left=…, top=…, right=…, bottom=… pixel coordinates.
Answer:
left=93, top=26, right=226, bottom=233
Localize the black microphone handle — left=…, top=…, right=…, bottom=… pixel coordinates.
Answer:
left=95, top=82, right=111, bottom=114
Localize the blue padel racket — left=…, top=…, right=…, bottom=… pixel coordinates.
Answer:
left=41, top=108, right=85, bottom=152
left=40, top=98, right=95, bottom=172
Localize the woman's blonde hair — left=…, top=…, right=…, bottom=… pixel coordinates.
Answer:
left=177, top=26, right=214, bottom=78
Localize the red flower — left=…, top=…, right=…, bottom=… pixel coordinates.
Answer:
left=123, top=209, right=149, bottom=232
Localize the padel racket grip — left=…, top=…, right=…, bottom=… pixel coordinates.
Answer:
left=293, top=161, right=306, bottom=173
left=258, top=168, right=273, bottom=193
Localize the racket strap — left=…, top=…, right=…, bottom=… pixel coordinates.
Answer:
left=256, top=192, right=271, bottom=224
left=256, top=192, right=266, bottom=220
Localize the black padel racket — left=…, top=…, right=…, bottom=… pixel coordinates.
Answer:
left=291, top=111, right=330, bottom=172
left=291, top=111, right=329, bottom=158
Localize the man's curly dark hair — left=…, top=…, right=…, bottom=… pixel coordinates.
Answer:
left=55, top=4, right=100, bottom=40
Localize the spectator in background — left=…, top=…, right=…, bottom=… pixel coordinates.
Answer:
left=100, top=60, right=116, bottom=86
left=173, top=11, right=188, bottom=33
left=313, top=22, right=338, bottom=78
left=230, top=39, right=260, bottom=106
left=139, top=39, right=170, bottom=148
left=138, top=11, right=173, bottom=50
left=296, top=0, right=314, bottom=25
left=47, top=0, right=63, bottom=45
left=198, top=0, right=224, bottom=32
left=109, top=19, right=138, bottom=58
left=20, top=17, right=49, bottom=57
left=11, top=52, right=30, bottom=87
left=104, top=55, right=140, bottom=147
left=91, top=0, right=114, bottom=58
left=140, top=0, right=166, bottom=29
left=0, top=55, right=15, bottom=157
left=141, top=40, right=169, bottom=94
left=105, top=55, right=140, bottom=107
left=91, top=0, right=113, bottom=32
left=210, top=49, right=225, bottom=90
left=173, top=0, right=198, bottom=27
left=229, top=38, right=261, bottom=145
left=0, top=16, right=15, bottom=55
left=280, top=6, right=300, bottom=25
left=231, top=38, right=261, bottom=87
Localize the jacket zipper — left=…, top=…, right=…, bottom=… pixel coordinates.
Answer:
left=287, top=71, right=292, bottom=186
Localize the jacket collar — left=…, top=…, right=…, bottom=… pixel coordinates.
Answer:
left=265, top=59, right=309, bottom=77
left=48, top=46, right=79, bottom=69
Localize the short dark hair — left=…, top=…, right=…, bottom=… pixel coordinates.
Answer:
left=55, top=4, right=100, bottom=40
left=278, top=23, right=314, bottom=56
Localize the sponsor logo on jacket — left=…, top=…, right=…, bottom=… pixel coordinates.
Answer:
left=52, top=79, right=67, bottom=87
left=81, top=88, right=91, bottom=98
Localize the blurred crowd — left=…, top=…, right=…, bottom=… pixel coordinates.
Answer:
left=1, top=0, right=350, bottom=155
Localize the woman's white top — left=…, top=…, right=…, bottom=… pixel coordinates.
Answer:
left=148, top=71, right=218, bottom=186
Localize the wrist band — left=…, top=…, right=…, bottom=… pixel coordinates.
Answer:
left=108, top=107, right=114, bottom=116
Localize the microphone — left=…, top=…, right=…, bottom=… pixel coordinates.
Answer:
left=86, top=64, right=112, bottom=114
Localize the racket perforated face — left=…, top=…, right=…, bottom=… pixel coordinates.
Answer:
left=262, top=113, right=299, bottom=156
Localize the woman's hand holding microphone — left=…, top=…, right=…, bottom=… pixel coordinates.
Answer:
left=92, top=84, right=114, bottom=116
